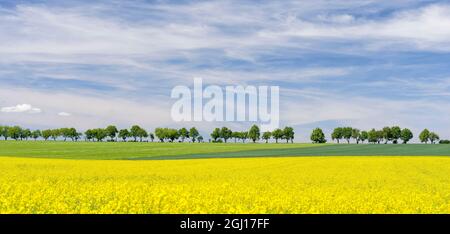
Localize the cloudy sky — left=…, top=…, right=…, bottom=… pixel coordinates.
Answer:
left=1, top=0, right=450, bottom=141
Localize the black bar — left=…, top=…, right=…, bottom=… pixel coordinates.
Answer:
left=0, top=214, right=449, bottom=232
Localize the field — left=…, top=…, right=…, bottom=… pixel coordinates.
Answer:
left=1, top=156, right=450, bottom=213
left=0, top=141, right=315, bottom=159
left=1, top=141, right=450, bottom=160
left=1, top=141, right=450, bottom=214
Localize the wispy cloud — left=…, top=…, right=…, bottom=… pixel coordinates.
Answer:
left=0, top=0, right=450, bottom=141
left=2, top=1, right=450, bottom=66
left=261, top=4, right=450, bottom=52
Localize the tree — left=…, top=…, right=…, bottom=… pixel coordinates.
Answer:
left=31, top=130, right=41, bottom=141
left=248, top=125, right=261, bottom=143
left=342, top=127, right=352, bottom=144
left=272, top=129, right=284, bottom=143
left=368, top=128, right=378, bottom=144
left=130, top=125, right=142, bottom=142
left=400, top=128, right=413, bottom=144
left=84, top=129, right=94, bottom=141
left=50, top=129, right=60, bottom=141
left=155, top=128, right=167, bottom=142
left=75, top=132, right=82, bottom=141
left=138, top=128, right=148, bottom=142
left=105, top=125, right=118, bottom=141
left=429, top=132, right=440, bottom=144
left=211, top=128, right=221, bottom=142
left=283, top=126, right=294, bottom=143
left=382, top=126, right=393, bottom=144
left=351, top=128, right=360, bottom=144
left=262, top=131, right=272, bottom=143
left=220, top=127, right=232, bottom=143
left=391, top=126, right=401, bottom=144
left=189, top=127, right=199, bottom=143
left=359, top=131, right=368, bottom=144
left=0, top=126, right=9, bottom=140
left=376, top=130, right=384, bottom=144
left=21, top=129, right=32, bottom=140
left=232, top=131, right=240, bottom=143
left=197, top=135, right=204, bottom=143
left=419, top=129, right=430, bottom=144
left=59, top=128, right=68, bottom=141
left=8, top=126, right=22, bottom=140
left=240, top=131, right=248, bottom=143
left=92, top=128, right=107, bottom=142
left=331, top=127, right=343, bottom=144
left=149, top=133, right=155, bottom=142
left=63, top=128, right=78, bottom=141
left=42, top=129, right=52, bottom=141
left=70, top=128, right=78, bottom=141
left=118, top=129, right=129, bottom=142
left=233, top=132, right=247, bottom=143
left=178, top=128, right=189, bottom=142
left=310, top=128, right=326, bottom=143
left=166, top=128, right=179, bottom=142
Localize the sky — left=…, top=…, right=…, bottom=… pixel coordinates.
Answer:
left=1, top=0, right=450, bottom=142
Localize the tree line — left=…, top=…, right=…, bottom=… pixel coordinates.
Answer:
left=0, top=126, right=82, bottom=141
left=209, top=125, right=295, bottom=143
left=0, top=124, right=295, bottom=143
left=0, top=124, right=446, bottom=144
left=310, top=126, right=443, bottom=144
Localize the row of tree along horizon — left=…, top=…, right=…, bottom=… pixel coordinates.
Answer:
left=0, top=125, right=446, bottom=144
left=321, top=126, right=441, bottom=144
left=0, top=125, right=293, bottom=143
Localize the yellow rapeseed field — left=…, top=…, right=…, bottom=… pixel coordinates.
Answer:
left=1, top=156, right=449, bottom=214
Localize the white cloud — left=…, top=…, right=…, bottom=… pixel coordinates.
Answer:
left=0, top=104, right=41, bottom=113
left=261, top=4, right=450, bottom=51
left=57, top=112, right=71, bottom=116
left=1, top=2, right=450, bottom=69
left=0, top=87, right=170, bottom=130
left=0, top=1, right=449, bottom=142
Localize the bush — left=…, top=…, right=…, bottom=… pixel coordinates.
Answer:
left=439, top=140, right=450, bottom=144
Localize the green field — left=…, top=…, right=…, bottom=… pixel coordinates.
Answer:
left=0, top=141, right=315, bottom=159
left=0, top=141, right=449, bottom=160
left=151, top=143, right=450, bottom=160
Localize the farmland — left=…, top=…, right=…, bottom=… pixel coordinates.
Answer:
left=0, top=141, right=450, bottom=160
left=1, top=141, right=450, bottom=214
left=0, top=141, right=315, bottom=159
left=1, top=156, right=450, bottom=213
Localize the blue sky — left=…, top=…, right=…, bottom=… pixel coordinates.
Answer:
left=1, top=0, right=450, bottom=141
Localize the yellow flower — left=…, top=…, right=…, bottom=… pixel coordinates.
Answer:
left=0, top=156, right=449, bottom=214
